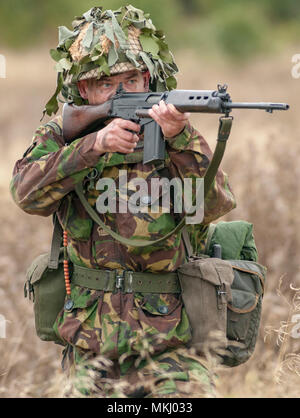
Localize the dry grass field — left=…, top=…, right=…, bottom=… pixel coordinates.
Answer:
left=0, top=45, right=299, bottom=398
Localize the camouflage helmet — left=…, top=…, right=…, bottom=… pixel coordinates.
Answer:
left=44, top=5, right=178, bottom=116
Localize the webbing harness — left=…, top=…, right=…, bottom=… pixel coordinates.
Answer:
left=48, top=116, right=233, bottom=292
left=74, top=116, right=232, bottom=249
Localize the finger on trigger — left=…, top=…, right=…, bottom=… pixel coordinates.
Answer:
left=120, top=119, right=141, bottom=133
left=119, top=139, right=136, bottom=152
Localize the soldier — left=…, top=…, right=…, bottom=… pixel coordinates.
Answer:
left=10, top=5, right=235, bottom=397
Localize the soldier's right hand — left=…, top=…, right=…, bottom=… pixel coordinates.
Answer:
left=93, top=118, right=140, bottom=155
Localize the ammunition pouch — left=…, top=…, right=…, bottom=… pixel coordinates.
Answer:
left=178, top=256, right=266, bottom=367
left=24, top=248, right=66, bottom=346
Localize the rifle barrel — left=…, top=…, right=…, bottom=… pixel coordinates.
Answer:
left=224, top=102, right=289, bottom=111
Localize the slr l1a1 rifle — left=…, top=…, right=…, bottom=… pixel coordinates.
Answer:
left=62, top=83, right=289, bottom=164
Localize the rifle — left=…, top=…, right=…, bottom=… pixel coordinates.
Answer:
left=62, top=83, right=289, bottom=165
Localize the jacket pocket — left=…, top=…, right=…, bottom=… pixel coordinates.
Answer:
left=54, top=285, right=103, bottom=349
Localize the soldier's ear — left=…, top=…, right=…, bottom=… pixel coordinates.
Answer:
left=142, top=71, right=150, bottom=91
left=77, top=80, right=89, bottom=100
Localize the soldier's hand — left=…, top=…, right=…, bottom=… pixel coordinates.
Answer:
left=148, top=100, right=190, bottom=138
left=93, top=118, right=140, bottom=154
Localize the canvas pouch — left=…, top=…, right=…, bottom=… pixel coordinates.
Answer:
left=177, top=256, right=266, bottom=367
left=24, top=249, right=66, bottom=346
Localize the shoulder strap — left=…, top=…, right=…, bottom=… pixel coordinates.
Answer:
left=74, top=116, right=233, bottom=248
left=204, top=223, right=217, bottom=255
left=48, top=213, right=63, bottom=269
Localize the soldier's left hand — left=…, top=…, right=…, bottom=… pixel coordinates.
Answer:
left=148, top=100, right=190, bottom=138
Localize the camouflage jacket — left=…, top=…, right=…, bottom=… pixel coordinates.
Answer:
left=10, top=116, right=236, bottom=358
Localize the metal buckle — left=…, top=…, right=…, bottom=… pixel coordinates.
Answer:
left=86, top=168, right=99, bottom=180
left=126, top=271, right=134, bottom=293
left=216, top=284, right=227, bottom=309
left=115, top=273, right=124, bottom=291
left=115, top=270, right=134, bottom=293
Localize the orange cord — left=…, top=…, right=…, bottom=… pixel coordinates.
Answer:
left=63, top=230, right=71, bottom=296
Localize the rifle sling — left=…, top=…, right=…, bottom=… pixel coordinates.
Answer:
left=74, top=116, right=233, bottom=248
left=48, top=213, right=63, bottom=269
left=47, top=116, right=232, bottom=263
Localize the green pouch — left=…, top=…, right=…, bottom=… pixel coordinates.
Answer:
left=178, top=257, right=235, bottom=354
left=24, top=249, right=66, bottom=346
left=224, top=260, right=266, bottom=367
left=178, top=257, right=266, bottom=367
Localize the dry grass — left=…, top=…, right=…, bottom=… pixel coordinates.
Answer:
left=0, top=45, right=299, bottom=398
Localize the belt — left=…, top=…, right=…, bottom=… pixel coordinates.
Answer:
left=72, top=264, right=181, bottom=293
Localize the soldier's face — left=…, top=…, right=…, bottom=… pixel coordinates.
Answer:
left=77, top=70, right=150, bottom=105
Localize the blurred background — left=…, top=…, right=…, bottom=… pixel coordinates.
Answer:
left=0, top=0, right=300, bottom=398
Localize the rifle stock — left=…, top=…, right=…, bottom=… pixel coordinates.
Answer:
left=62, top=101, right=112, bottom=142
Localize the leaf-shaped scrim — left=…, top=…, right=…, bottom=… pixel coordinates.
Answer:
left=71, top=16, right=86, bottom=29
left=104, top=21, right=115, bottom=44
left=125, top=50, right=141, bottom=69
left=55, top=58, right=73, bottom=72
left=156, top=39, right=174, bottom=64
left=139, top=34, right=159, bottom=58
left=166, top=76, right=177, bottom=90
left=153, top=60, right=164, bottom=82
left=139, top=51, right=155, bottom=80
left=125, top=5, right=145, bottom=20
left=78, top=55, right=91, bottom=65
left=104, top=20, right=119, bottom=65
left=108, top=47, right=118, bottom=67
left=124, top=5, right=156, bottom=30
left=106, top=10, right=128, bottom=49
left=94, top=56, right=110, bottom=76
left=58, top=26, right=77, bottom=46
left=50, top=49, right=68, bottom=62
left=82, top=8, right=94, bottom=22
left=82, top=22, right=94, bottom=50
left=43, top=73, right=64, bottom=117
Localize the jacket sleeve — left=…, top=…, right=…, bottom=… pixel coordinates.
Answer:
left=165, top=122, right=236, bottom=226
left=10, top=118, right=106, bottom=216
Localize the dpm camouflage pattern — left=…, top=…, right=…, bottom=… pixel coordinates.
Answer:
left=63, top=343, right=216, bottom=398
left=11, top=115, right=235, bottom=272
left=10, top=116, right=235, bottom=396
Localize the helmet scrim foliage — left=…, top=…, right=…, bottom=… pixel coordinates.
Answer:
left=44, top=5, right=178, bottom=116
